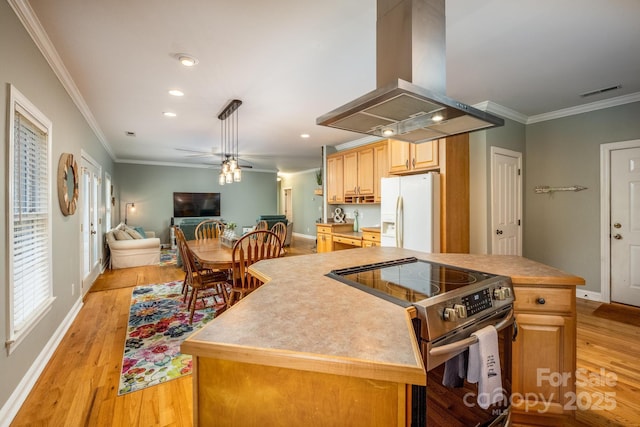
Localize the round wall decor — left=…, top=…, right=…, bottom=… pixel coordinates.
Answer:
left=57, top=153, right=79, bottom=216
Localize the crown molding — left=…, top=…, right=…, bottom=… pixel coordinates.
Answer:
left=527, top=91, right=640, bottom=124
left=8, top=0, right=115, bottom=161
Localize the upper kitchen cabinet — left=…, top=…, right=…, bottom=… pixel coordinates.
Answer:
left=389, top=139, right=439, bottom=174
left=373, top=142, right=389, bottom=203
left=343, top=146, right=374, bottom=203
left=328, top=142, right=387, bottom=205
left=326, top=155, right=344, bottom=204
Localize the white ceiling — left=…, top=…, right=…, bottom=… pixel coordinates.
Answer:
left=22, top=0, right=640, bottom=173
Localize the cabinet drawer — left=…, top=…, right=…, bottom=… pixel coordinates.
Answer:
left=317, top=226, right=332, bottom=234
left=362, top=231, right=380, bottom=243
left=332, top=235, right=362, bottom=247
left=514, top=287, right=574, bottom=314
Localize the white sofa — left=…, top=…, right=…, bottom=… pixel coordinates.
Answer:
left=106, top=225, right=161, bottom=269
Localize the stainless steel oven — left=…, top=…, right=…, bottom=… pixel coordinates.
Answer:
left=328, top=257, right=516, bottom=426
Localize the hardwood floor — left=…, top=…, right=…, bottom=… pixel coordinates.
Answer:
left=10, top=243, right=639, bottom=426
left=574, top=300, right=640, bottom=427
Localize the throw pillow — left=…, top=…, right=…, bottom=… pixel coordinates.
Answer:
left=113, top=229, right=133, bottom=240
left=125, top=227, right=144, bottom=239
left=133, top=226, right=147, bottom=238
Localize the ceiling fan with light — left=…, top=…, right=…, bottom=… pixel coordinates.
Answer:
left=175, top=147, right=255, bottom=169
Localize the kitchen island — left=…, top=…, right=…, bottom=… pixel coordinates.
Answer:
left=181, top=247, right=583, bottom=426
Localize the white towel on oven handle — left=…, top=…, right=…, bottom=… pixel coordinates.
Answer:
left=467, top=325, right=503, bottom=409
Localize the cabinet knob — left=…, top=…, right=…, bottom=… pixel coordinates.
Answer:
left=412, top=158, right=416, bottom=168
left=536, top=297, right=546, bottom=305
left=405, top=160, right=409, bottom=170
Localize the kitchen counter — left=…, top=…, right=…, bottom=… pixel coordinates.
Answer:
left=182, top=247, right=584, bottom=425
left=183, top=248, right=583, bottom=377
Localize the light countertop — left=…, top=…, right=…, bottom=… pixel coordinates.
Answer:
left=182, top=247, right=583, bottom=386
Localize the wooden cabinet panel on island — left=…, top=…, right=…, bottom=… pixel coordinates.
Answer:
left=511, top=285, right=577, bottom=425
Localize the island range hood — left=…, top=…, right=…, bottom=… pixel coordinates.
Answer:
left=317, top=0, right=504, bottom=143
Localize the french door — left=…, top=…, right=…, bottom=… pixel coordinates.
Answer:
left=80, top=153, right=102, bottom=295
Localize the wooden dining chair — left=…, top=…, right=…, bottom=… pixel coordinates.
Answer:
left=270, top=221, right=287, bottom=256
left=254, top=220, right=269, bottom=231
left=181, top=231, right=229, bottom=323
left=227, top=230, right=283, bottom=308
left=174, top=227, right=191, bottom=299
left=195, top=219, right=225, bottom=240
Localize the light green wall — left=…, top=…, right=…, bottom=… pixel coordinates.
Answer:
left=524, top=101, right=640, bottom=292
left=469, top=118, right=527, bottom=254
left=115, top=164, right=278, bottom=242
left=1, top=1, right=114, bottom=414
left=278, top=169, right=323, bottom=237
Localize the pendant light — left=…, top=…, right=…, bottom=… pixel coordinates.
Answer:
left=217, top=99, right=243, bottom=185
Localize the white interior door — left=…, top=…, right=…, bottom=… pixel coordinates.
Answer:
left=81, top=155, right=102, bottom=295
left=611, top=147, right=640, bottom=306
left=491, top=147, right=522, bottom=255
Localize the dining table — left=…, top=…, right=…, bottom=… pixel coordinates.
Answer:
left=187, top=237, right=235, bottom=270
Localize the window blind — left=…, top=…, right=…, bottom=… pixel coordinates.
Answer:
left=10, top=108, right=53, bottom=336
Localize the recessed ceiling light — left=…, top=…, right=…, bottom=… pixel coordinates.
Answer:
left=300, top=133, right=310, bottom=139
left=431, top=113, right=444, bottom=122
left=163, top=112, right=177, bottom=117
left=177, top=54, right=198, bottom=67
left=169, top=89, right=184, bottom=97
left=382, top=129, right=395, bottom=137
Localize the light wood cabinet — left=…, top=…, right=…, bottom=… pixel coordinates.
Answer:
left=389, top=139, right=439, bottom=174
left=316, top=223, right=353, bottom=253
left=193, top=357, right=410, bottom=426
left=373, top=142, right=389, bottom=203
left=362, top=229, right=381, bottom=247
left=317, top=229, right=332, bottom=253
left=511, top=285, right=577, bottom=425
left=342, top=146, right=375, bottom=204
left=326, top=155, right=344, bottom=204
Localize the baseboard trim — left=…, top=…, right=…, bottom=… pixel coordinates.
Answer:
left=576, top=289, right=603, bottom=302
left=0, top=297, right=83, bottom=427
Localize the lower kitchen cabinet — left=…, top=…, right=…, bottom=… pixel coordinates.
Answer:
left=511, top=285, right=577, bottom=425
left=362, top=228, right=381, bottom=247
left=316, top=223, right=353, bottom=253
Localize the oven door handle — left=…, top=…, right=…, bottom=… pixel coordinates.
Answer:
left=428, top=308, right=515, bottom=358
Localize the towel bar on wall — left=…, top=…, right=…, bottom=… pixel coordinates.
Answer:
left=534, top=185, right=588, bottom=194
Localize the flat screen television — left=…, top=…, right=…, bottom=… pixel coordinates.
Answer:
left=173, top=192, right=221, bottom=217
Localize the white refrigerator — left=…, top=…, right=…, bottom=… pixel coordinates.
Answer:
left=380, top=173, right=440, bottom=252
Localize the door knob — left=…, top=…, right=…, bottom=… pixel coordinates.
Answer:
left=613, top=223, right=622, bottom=229
left=613, top=234, right=622, bottom=240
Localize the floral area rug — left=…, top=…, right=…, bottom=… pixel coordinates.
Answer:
left=159, top=248, right=177, bottom=266
left=118, top=280, right=219, bottom=395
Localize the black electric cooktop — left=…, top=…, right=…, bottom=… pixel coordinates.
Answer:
left=327, top=257, right=499, bottom=306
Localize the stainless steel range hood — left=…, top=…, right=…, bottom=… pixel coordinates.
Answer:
left=317, top=0, right=504, bottom=143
